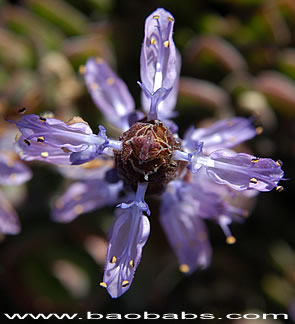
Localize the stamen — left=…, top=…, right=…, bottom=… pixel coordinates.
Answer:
left=276, top=186, right=284, bottom=192
left=150, top=37, right=156, bottom=45
left=15, top=134, right=21, bottom=141
left=251, top=158, right=260, bottom=163
left=90, top=82, right=99, bottom=90
left=168, top=16, right=174, bottom=22
left=79, top=65, right=86, bottom=74
left=179, top=264, right=190, bottom=273
left=122, top=280, right=129, bottom=287
left=41, top=152, right=49, bottom=158
left=24, top=139, right=31, bottom=146
left=106, top=77, right=114, bottom=86
left=37, top=136, right=45, bottom=142
left=163, top=40, right=169, bottom=48
left=256, top=126, right=263, bottom=135
left=39, top=117, right=46, bottom=122
left=60, top=147, right=70, bottom=153
left=129, top=260, right=134, bottom=268
left=18, top=107, right=26, bottom=114
left=276, top=160, right=283, bottom=167
left=100, top=282, right=107, bottom=288
left=110, top=256, right=117, bottom=263
left=226, top=236, right=236, bottom=245
left=250, top=178, right=258, bottom=184
left=153, top=15, right=159, bottom=19
left=74, top=204, right=84, bottom=214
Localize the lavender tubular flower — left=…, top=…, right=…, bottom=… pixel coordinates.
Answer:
left=180, top=148, right=284, bottom=191
left=12, top=114, right=120, bottom=165
left=0, top=191, right=20, bottom=235
left=84, top=58, right=135, bottom=131
left=100, top=182, right=150, bottom=298
left=101, top=205, right=150, bottom=298
left=52, top=180, right=122, bottom=223
left=160, top=183, right=212, bottom=274
left=140, top=8, right=180, bottom=120
left=0, top=153, right=32, bottom=186
left=183, top=117, right=257, bottom=153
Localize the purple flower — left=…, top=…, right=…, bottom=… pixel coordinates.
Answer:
left=84, top=58, right=135, bottom=131
left=11, top=7, right=285, bottom=298
left=0, top=128, right=32, bottom=235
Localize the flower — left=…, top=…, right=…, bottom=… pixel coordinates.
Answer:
left=0, top=126, right=32, bottom=234
left=11, top=8, right=284, bottom=298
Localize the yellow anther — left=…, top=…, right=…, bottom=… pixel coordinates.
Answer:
left=41, top=152, right=49, bottom=158
left=153, top=15, right=160, bottom=19
left=226, top=236, right=236, bottom=245
left=15, top=134, right=21, bottom=142
left=24, top=139, right=31, bottom=146
left=122, top=280, right=129, bottom=287
left=256, top=126, right=263, bottom=135
left=37, top=136, right=45, bottom=142
left=61, top=147, right=71, bottom=153
left=79, top=65, right=86, bottom=74
left=243, top=210, right=249, bottom=218
left=106, top=77, right=114, bottom=86
left=111, top=256, right=117, bottom=263
left=100, top=282, right=107, bottom=288
left=163, top=40, right=169, bottom=48
left=39, top=117, right=46, bottom=122
left=276, top=186, right=284, bottom=192
left=250, top=178, right=258, bottom=184
left=276, top=160, right=283, bottom=167
left=168, top=17, right=174, bottom=22
left=90, top=82, right=99, bottom=90
left=129, top=260, right=134, bottom=268
left=251, top=158, right=260, bottom=163
left=179, top=264, right=190, bottom=273
left=74, top=204, right=84, bottom=215
left=150, top=37, right=156, bottom=45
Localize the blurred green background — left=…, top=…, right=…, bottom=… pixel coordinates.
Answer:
left=0, top=0, right=295, bottom=322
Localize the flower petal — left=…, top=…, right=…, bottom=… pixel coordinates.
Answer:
left=160, top=184, right=212, bottom=273
left=101, top=206, right=150, bottom=298
left=11, top=114, right=108, bottom=165
left=52, top=180, right=122, bottom=223
left=0, top=191, right=20, bottom=234
left=205, top=149, right=284, bottom=191
left=0, top=153, right=32, bottom=186
left=15, top=135, right=72, bottom=165
left=183, top=117, right=257, bottom=153
left=140, top=8, right=180, bottom=120
left=84, top=58, right=135, bottom=130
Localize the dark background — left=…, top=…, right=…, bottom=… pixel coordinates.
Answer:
left=0, top=0, right=294, bottom=322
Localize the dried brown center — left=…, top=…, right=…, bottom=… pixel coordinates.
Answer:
left=114, top=119, right=181, bottom=193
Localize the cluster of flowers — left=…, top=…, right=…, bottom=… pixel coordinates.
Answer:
left=10, top=8, right=284, bottom=298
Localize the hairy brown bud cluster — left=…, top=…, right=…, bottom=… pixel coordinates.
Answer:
left=114, top=119, right=181, bottom=193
